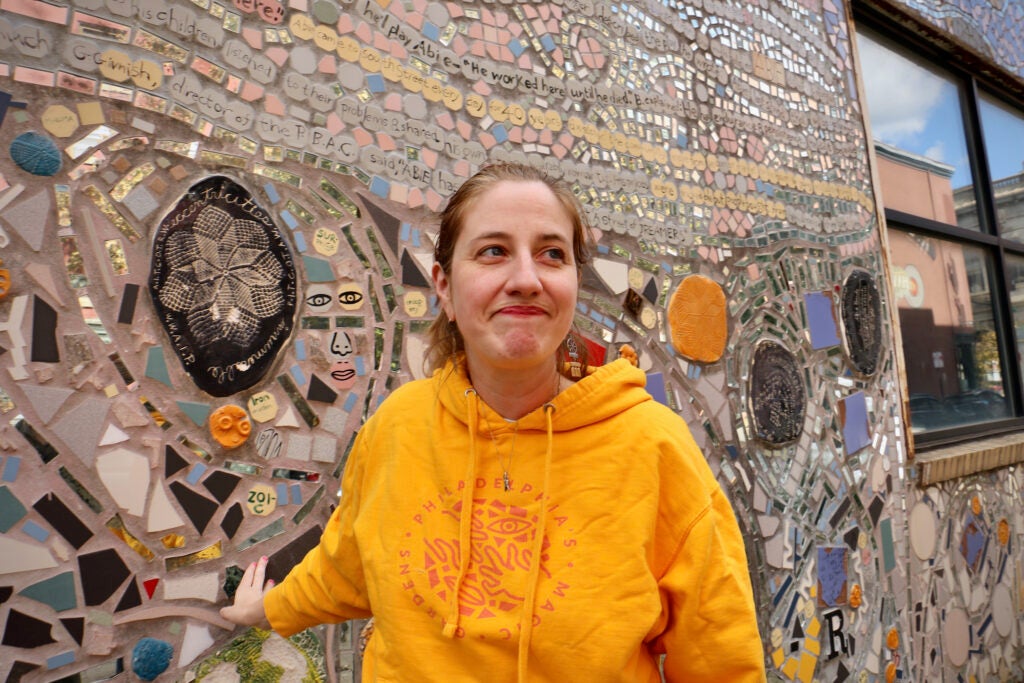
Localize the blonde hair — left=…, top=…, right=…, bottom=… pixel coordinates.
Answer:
left=424, top=162, right=592, bottom=375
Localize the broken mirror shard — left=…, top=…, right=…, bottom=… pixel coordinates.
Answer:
left=149, top=176, right=297, bottom=397
left=841, top=270, right=882, bottom=376
left=749, top=340, right=806, bottom=445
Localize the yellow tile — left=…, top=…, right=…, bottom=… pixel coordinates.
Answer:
left=805, top=637, right=820, bottom=656
left=772, top=648, right=786, bottom=668
left=796, top=652, right=818, bottom=683
left=806, top=616, right=821, bottom=638
left=103, top=384, right=119, bottom=398
left=77, top=101, right=105, bottom=125
left=782, top=657, right=799, bottom=680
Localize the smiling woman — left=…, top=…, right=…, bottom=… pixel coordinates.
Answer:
left=221, top=162, right=767, bottom=683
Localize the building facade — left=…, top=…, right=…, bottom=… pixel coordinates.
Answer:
left=0, top=0, right=1021, bottom=680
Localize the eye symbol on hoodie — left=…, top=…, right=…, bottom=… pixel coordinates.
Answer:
left=487, top=517, right=532, bottom=537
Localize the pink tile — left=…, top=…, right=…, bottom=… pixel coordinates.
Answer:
left=539, top=129, right=553, bottom=145
left=421, top=147, right=438, bottom=168
left=376, top=132, right=396, bottom=151
left=326, top=112, right=345, bottom=134
left=538, top=5, right=549, bottom=19
left=265, top=46, right=290, bottom=67
left=447, top=2, right=464, bottom=19
left=455, top=118, right=472, bottom=140
left=407, top=186, right=425, bottom=208
left=484, top=26, right=498, bottom=42
left=451, top=34, right=467, bottom=55
left=289, top=0, right=307, bottom=10
left=551, top=143, right=567, bottom=159
left=558, top=132, right=574, bottom=148
left=405, top=11, right=422, bottom=30
left=472, top=81, right=492, bottom=97
left=435, top=111, right=455, bottom=130
left=471, top=42, right=486, bottom=58
left=242, top=27, right=263, bottom=49
left=391, top=2, right=407, bottom=20
left=240, top=81, right=264, bottom=102
left=494, top=11, right=508, bottom=28
left=263, top=94, right=286, bottom=115
left=453, top=159, right=471, bottom=177
left=523, top=126, right=538, bottom=143
left=336, top=14, right=355, bottom=34
left=508, top=127, right=522, bottom=143
left=426, top=188, right=444, bottom=211
left=383, top=92, right=403, bottom=111
left=522, top=5, right=536, bottom=19
left=389, top=182, right=408, bottom=204
left=355, top=21, right=373, bottom=43
left=478, top=132, right=496, bottom=149
left=374, top=32, right=390, bottom=50
left=391, top=44, right=408, bottom=59
left=352, top=127, right=374, bottom=146
left=318, top=55, right=337, bottom=74
left=468, top=23, right=482, bottom=39
left=486, top=43, right=501, bottom=60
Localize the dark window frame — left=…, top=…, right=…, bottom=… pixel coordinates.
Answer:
left=854, top=4, right=1024, bottom=450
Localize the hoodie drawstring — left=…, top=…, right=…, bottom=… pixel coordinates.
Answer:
left=443, top=388, right=479, bottom=639
left=517, top=402, right=556, bottom=683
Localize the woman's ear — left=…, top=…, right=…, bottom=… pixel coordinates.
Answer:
left=432, top=262, right=454, bottom=321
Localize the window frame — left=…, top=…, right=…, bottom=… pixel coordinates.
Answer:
left=854, top=5, right=1024, bottom=451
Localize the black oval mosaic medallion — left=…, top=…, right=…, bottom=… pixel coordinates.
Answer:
left=150, top=176, right=297, bottom=397
left=841, top=270, right=882, bottom=376
left=749, top=340, right=805, bottom=445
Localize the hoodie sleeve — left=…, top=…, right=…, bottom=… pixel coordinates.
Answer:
left=650, top=459, right=766, bottom=683
left=263, top=430, right=374, bottom=637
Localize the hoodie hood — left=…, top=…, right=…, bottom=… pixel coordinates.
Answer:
left=435, top=356, right=653, bottom=433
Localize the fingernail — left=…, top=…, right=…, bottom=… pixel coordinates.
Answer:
left=261, top=556, right=268, bottom=562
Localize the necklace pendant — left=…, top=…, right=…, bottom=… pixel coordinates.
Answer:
left=503, top=471, right=511, bottom=492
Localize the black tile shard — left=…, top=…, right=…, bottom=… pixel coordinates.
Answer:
left=642, top=277, right=658, bottom=304
left=868, top=496, right=884, bottom=527
left=169, top=481, right=219, bottom=535
left=360, top=195, right=401, bottom=256
left=843, top=526, right=860, bottom=550
left=400, top=249, right=430, bottom=288
left=117, top=283, right=140, bottom=324
left=4, top=661, right=40, bottom=682
left=30, top=295, right=59, bottom=362
left=2, top=609, right=56, bottom=648
left=78, top=548, right=131, bottom=606
left=203, top=470, right=241, bottom=504
left=165, top=444, right=189, bottom=477
left=220, top=502, right=244, bottom=539
left=0, top=586, right=11, bottom=603
left=60, top=616, right=85, bottom=645
left=307, top=373, right=338, bottom=404
left=114, top=578, right=142, bottom=612
left=266, top=524, right=323, bottom=584
left=33, top=493, right=93, bottom=549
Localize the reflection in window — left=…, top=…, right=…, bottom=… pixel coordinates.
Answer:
left=857, top=30, right=977, bottom=231
left=979, top=94, right=1024, bottom=243
left=890, top=232, right=1008, bottom=433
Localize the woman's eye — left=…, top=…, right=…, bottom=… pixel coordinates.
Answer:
left=542, top=247, right=566, bottom=261
left=479, top=246, right=505, bottom=258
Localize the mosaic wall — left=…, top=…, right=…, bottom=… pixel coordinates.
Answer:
left=0, top=0, right=1017, bottom=680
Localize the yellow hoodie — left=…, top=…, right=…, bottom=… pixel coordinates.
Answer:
left=264, top=357, right=766, bottom=682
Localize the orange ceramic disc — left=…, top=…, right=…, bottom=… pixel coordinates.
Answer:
left=209, top=404, right=252, bottom=449
left=667, top=274, right=727, bottom=363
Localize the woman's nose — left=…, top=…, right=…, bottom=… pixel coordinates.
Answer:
left=506, top=254, right=542, bottom=294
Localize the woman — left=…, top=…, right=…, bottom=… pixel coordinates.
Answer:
left=222, top=163, right=766, bottom=682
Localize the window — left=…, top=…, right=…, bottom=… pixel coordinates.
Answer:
left=856, top=22, right=1024, bottom=445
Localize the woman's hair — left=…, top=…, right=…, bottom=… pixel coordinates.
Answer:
left=424, top=162, right=592, bottom=375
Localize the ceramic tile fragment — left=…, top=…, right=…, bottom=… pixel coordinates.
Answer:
left=805, top=292, right=840, bottom=350
left=99, top=423, right=129, bottom=446
left=164, top=445, right=189, bottom=477
left=265, top=524, right=323, bottom=583
left=24, top=262, right=66, bottom=307
left=19, top=571, right=77, bottom=612
left=117, top=282, right=140, bottom=324
left=78, top=548, right=131, bottom=606
left=307, top=373, right=338, bottom=403
left=30, top=295, right=60, bottom=362
left=0, top=484, right=27, bottom=532
left=19, top=385, right=74, bottom=421
left=839, top=393, right=870, bottom=455
left=0, top=536, right=58, bottom=574
left=115, top=578, right=143, bottom=612
left=176, top=400, right=212, bottom=427
left=34, top=492, right=93, bottom=549
left=2, top=609, right=56, bottom=648
left=169, top=481, right=220, bottom=535
left=96, top=448, right=150, bottom=516
left=202, top=470, right=241, bottom=503
left=147, top=483, right=184, bottom=534
left=162, top=572, right=219, bottom=602
left=144, top=346, right=173, bottom=387
left=51, top=397, right=111, bottom=465
left=60, top=616, right=85, bottom=645
left=178, top=623, right=214, bottom=668
left=1, top=188, right=51, bottom=251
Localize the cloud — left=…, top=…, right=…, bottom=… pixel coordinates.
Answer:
left=858, top=33, right=947, bottom=146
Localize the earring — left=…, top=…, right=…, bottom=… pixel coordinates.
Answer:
left=564, top=334, right=582, bottom=379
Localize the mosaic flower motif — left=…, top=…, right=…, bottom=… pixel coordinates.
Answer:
left=158, top=205, right=285, bottom=349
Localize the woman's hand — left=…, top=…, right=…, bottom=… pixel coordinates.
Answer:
left=220, top=556, right=274, bottom=629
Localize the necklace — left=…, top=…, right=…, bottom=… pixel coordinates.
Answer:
left=485, top=418, right=519, bottom=492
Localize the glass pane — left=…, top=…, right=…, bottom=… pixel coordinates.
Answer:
left=856, top=30, right=978, bottom=231
left=889, top=230, right=1009, bottom=433
left=1007, top=254, right=1024, bottom=381
left=979, top=94, right=1024, bottom=243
